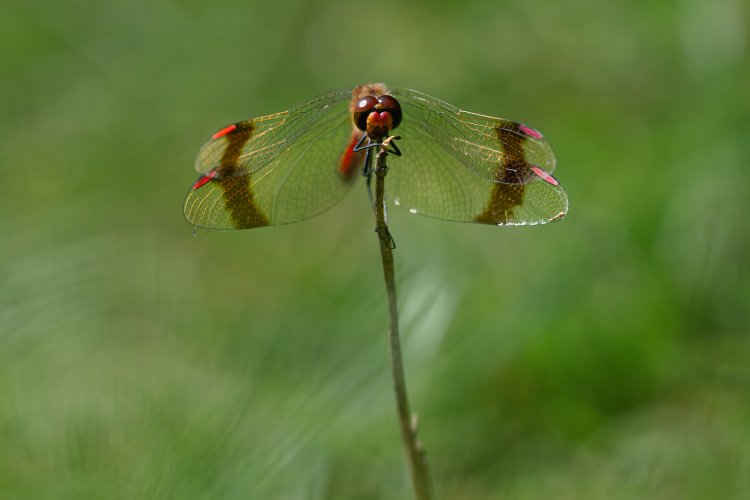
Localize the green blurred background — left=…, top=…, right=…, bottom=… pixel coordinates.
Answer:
left=1, top=0, right=748, bottom=498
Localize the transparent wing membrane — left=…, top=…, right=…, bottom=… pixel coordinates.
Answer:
left=183, top=85, right=568, bottom=230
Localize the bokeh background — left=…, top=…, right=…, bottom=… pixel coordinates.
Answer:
left=2, top=0, right=748, bottom=498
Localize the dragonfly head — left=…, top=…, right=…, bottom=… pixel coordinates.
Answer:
left=353, top=94, right=402, bottom=140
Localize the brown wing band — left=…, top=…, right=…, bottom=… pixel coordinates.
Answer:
left=216, top=122, right=270, bottom=228
left=474, top=123, right=531, bottom=225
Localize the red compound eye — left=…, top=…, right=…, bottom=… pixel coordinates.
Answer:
left=353, top=96, right=378, bottom=131
left=377, top=95, right=402, bottom=129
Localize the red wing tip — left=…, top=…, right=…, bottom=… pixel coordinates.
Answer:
left=211, top=123, right=238, bottom=140
left=519, top=124, right=543, bottom=140
left=192, top=170, right=219, bottom=190
left=530, top=165, right=559, bottom=186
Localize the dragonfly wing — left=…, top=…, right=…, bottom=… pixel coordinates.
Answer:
left=388, top=88, right=568, bottom=225
left=194, top=89, right=353, bottom=176
left=184, top=90, right=363, bottom=229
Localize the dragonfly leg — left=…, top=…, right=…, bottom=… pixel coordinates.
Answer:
left=362, top=146, right=374, bottom=177
left=352, top=133, right=369, bottom=153
left=366, top=170, right=375, bottom=208
left=358, top=135, right=401, bottom=176
left=375, top=224, right=396, bottom=249
left=385, top=137, right=402, bottom=157
left=357, top=135, right=397, bottom=176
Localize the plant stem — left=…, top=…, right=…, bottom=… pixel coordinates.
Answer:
left=373, top=137, right=433, bottom=500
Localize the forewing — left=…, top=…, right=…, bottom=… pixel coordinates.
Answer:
left=391, top=88, right=557, bottom=182
left=194, top=89, right=352, bottom=177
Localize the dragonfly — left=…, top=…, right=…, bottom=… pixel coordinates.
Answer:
left=184, top=83, right=568, bottom=230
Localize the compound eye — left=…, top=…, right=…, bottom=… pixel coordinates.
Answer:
left=354, top=95, right=378, bottom=113
left=377, top=95, right=398, bottom=109
left=353, top=96, right=378, bottom=131
left=378, top=95, right=402, bottom=129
